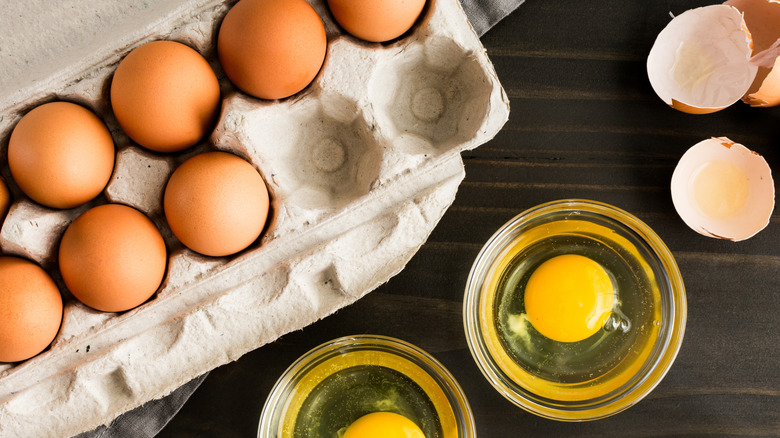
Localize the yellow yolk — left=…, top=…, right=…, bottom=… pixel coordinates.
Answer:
left=342, top=412, right=425, bottom=438
left=524, top=254, right=615, bottom=343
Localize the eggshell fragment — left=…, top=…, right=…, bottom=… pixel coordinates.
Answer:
left=745, top=58, right=780, bottom=106
left=0, top=256, right=62, bottom=363
left=671, top=137, right=775, bottom=241
left=647, top=5, right=757, bottom=114
left=327, top=0, right=427, bottom=43
left=725, top=0, right=780, bottom=107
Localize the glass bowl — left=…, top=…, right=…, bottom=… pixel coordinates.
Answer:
left=463, top=199, right=686, bottom=421
left=258, top=334, right=475, bottom=437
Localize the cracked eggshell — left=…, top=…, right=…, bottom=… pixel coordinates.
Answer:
left=725, top=0, right=780, bottom=107
left=647, top=5, right=757, bottom=114
left=671, top=137, right=775, bottom=241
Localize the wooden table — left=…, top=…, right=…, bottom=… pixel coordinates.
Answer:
left=160, top=0, right=780, bottom=435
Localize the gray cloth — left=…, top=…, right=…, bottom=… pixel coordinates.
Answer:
left=74, top=0, right=524, bottom=436
left=462, top=0, right=525, bottom=36
left=73, top=374, right=208, bottom=438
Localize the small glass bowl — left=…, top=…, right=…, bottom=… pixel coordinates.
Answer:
left=258, top=334, right=475, bottom=437
left=463, top=199, right=686, bottom=421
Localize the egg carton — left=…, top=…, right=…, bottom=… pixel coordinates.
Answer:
left=0, top=0, right=509, bottom=436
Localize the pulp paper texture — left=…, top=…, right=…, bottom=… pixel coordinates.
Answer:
left=0, top=0, right=510, bottom=436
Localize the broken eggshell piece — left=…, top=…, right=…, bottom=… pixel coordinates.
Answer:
left=671, top=137, right=775, bottom=241
left=647, top=5, right=757, bottom=114
left=725, top=0, right=780, bottom=107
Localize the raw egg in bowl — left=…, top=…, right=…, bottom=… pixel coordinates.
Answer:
left=258, top=335, right=474, bottom=437
left=463, top=199, right=687, bottom=421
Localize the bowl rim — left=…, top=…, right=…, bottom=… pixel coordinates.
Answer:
left=462, top=199, right=687, bottom=421
left=257, top=334, right=476, bottom=437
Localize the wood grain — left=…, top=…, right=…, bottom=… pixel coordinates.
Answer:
left=160, top=0, right=780, bottom=436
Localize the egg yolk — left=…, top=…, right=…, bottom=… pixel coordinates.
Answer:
left=524, top=254, right=615, bottom=343
left=342, top=412, right=424, bottom=438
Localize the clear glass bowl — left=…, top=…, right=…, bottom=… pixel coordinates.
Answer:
left=463, top=199, right=687, bottom=421
left=258, top=335, right=475, bottom=437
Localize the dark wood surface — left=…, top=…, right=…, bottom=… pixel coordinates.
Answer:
left=160, top=1, right=780, bottom=436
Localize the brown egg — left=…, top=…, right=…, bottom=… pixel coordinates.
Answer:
left=8, top=102, right=115, bottom=209
left=0, top=256, right=63, bottom=363
left=217, top=0, right=327, bottom=99
left=327, top=0, right=426, bottom=42
left=59, top=204, right=167, bottom=312
left=0, top=177, right=11, bottom=223
left=164, top=151, right=269, bottom=257
left=110, top=40, right=221, bottom=153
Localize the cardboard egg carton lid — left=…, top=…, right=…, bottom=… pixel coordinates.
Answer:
left=0, top=0, right=509, bottom=436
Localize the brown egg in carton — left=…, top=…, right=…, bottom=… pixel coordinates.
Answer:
left=0, top=0, right=509, bottom=436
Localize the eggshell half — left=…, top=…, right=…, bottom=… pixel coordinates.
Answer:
left=647, top=5, right=757, bottom=113
left=671, top=137, right=775, bottom=241
left=725, top=0, right=780, bottom=107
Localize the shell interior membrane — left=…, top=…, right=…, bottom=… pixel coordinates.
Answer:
left=646, top=5, right=757, bottom=112
left=726, top=0, right=780, bottom=106
left=670, top=137, right=775, bottom=241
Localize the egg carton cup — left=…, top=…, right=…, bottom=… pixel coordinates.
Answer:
left=0, top=0, right=509, bottom=436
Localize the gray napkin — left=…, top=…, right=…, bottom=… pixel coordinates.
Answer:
left=74, top=0, right=524, bottom=436
left=73, top=374, right=208, bottom=438
left=461, top=0, right=525, bottom=37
